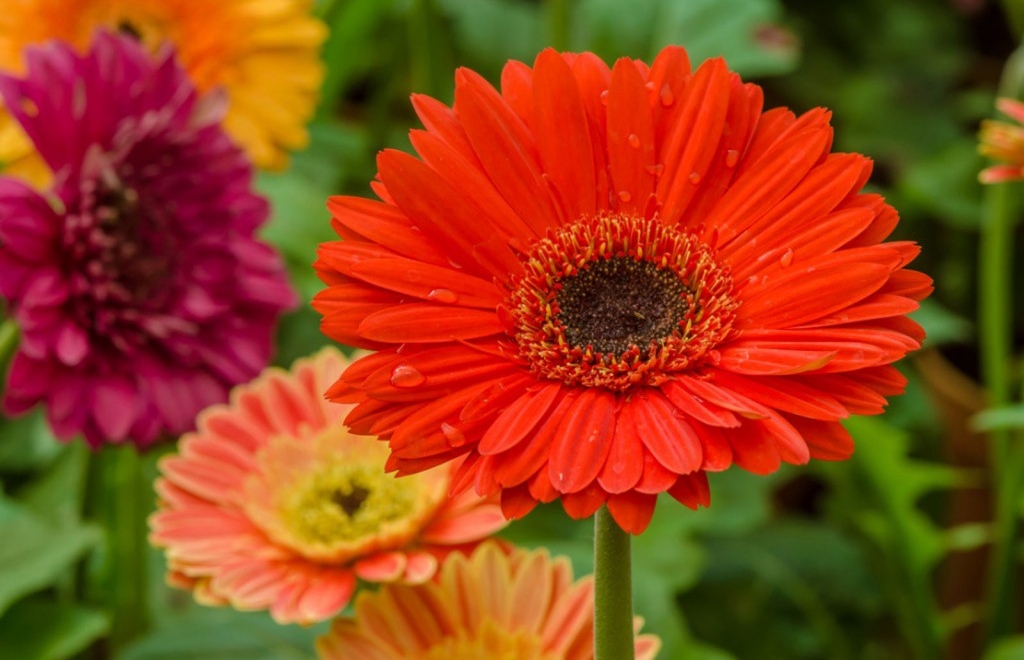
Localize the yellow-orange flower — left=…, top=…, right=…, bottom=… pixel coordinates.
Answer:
left=0, top=0, right=326, bottom=181
left=979, top=98, right=1024, bottom=184
left=150, top=347, right=508, bottom=625
left=317, top=541, right=661, bottom=660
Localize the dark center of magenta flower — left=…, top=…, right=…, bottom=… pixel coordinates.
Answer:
left=62, top=169, right=180, bottom=346
left=509, top=214, right=737, bottom=391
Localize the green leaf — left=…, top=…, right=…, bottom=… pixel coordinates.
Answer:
left=16, top=441, right=88, bottom=527
left=971, top=404, right=1024, bottom=432
left=0, top=410, right=63, bottom=474
left=0, top=598, right=109, bottom=660
left=985, top=637, right=1024, bottom=660
left=817, top=416, right=964, bottom=659
left=577, top=0, right=797, bottom=77
left=118, top=609, right=325, bottom=660
left=0, top=496, right=101, bottom=616
left=910, top=299, right=974, bottom=348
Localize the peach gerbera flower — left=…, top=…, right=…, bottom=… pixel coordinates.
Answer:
left=316, top=541, right=661, bottom=660
left=149, top=347, right=508, bottom=625
left=979, top=97, right=1024, bottom=183
left=0, top=0, right=326, bottom=182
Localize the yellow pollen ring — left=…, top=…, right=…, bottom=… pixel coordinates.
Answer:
left=243, top=426, right=448, bottom=563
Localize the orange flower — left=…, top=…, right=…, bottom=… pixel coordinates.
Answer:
left=313, top=47, right=932, bottom=534
left=149, top=347, right=508, bottom=625
left=316, top=541, right=661, bottom=660
left=0, top=0, right=325, bottom=181
left=979, top=98, right=1024, bottom=183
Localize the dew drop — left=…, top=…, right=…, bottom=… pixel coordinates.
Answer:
left=599, top=89, right=609, bottom=106
left=441, top=422, right=466, bottom=446
left=628, top=133, right=640, bottom=148
left=659, top=84, right=674, bottom=107
left=779, top=248, right=794, bottom=268
left=645, top=163, right=664, bottom=176
left=617, top=190, right=632, bottom=203
left=390, top=364, right=425, bottom=388
left=689, top=172, right=701, bottom=184
left=612, top=461, right=626, bottom=474
left=725, top=149, right=739, bottom=167
left=427, top=288, right=459, bottom=303
left=645, top=81, right=656, bottom=92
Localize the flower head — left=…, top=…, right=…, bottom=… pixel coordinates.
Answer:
left=0, top=32, right=296, bottom=447
left=313, top=47, right=932, bottom=534
left=979, top=97, right=1024, bottom=183
left=316, top=540, right=660, bottom=660
left=0, top=0, right=326, bottom=180
left=150, top=347, right=508, bottom=625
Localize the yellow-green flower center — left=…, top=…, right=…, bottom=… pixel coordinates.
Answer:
left=243, top=426, right=449, bottom=563
left=283, top=463, right=418, bottom=546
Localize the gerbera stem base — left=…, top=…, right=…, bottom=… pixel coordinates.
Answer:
left=594, top=505, right=634, bottom=660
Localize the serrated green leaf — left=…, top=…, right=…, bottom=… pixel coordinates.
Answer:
left=0, top=598, right=109, bottom=660
left=0, top=497, right=100, bottom=616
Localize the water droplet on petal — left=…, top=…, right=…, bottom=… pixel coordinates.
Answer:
left=390, top=364, right=425, bottom=388
left=441, top=422, right=466, bottom=446
left=725, top=149, right=739, bottom=167
left=659, top=84, right=674, bottom=107
left=689, top=172, right=701, bottom=184
left=645, top=163, right=664, bottom=177
left=600, top=89, right=609, bottom=106
left=612, top=461, right=626, bottom=474
left=628, top=133, right=640, bottom=148
left=645, top=81, right=656, bottom=92
left=427, top=288, right=459, bottom=303
left=617, top=190, right=632, bottom=203
left=780, top=248, right=794, bottom=268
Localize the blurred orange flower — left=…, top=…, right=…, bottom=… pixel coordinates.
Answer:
left=150, top=347, right=508, bottom=625
left=316, top=541, right=661, bottom=660
left=0, top=0, right=326, bottom=181
left=979, top=98, right=1024, bottom=183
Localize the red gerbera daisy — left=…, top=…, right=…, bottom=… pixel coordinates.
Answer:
left=313, top=46, right=932, bottom=534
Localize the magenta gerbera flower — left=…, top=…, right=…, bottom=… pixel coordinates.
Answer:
left=0, top=31, right=297, bottom=447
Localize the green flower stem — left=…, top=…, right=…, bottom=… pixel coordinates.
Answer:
left=594, top=506, right=634, bottom=660
left=981, top=44, right=1024, bottom=648
left=86, top=445, right=150, bottom=653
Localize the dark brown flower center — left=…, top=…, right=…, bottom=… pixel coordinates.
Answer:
left=557, top=257, right=692, bottom=356
left=508, top=214, right=737, bottom=391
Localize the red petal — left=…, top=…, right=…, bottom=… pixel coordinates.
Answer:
left=788, top=416, right=854, bottom=460
left=560, top=483, right=608, bottom=520
left=660, top=379, right=741, bottom=427
left=668, top=471, right=711, bottom=509
left=658, top=58, right=732, bottom=226
left=327, top=196, right=449, bottom=267
left=479, top=382, right=562, bottom=455
left=500, top=485, right=539, bottom=520
left=597, top=401, right=646, bottom=494
left=607, top=491, right=658, bottom=534
left=630, top=390, right=703, bottom=474
left=606, top=57, right=657, bottom=214
left=359, top=304, right=503, bottom=343
left=548, top=389, right=616, bottom=493
left=454, top=68, right=561, bottom=234
left=378, top=149, right=523, bottom=280
left=710, top=371, right=848, bottom=421
left=349, top=257, right=503, bottom=310
left=533, top=49, right=597, bottom=220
